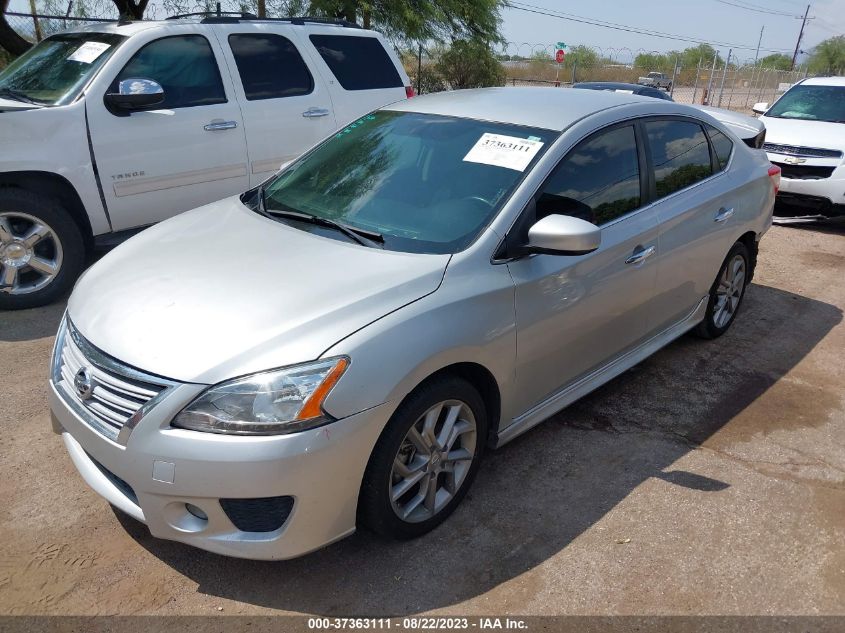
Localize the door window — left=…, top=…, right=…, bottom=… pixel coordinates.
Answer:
left=706, top=125, right=733, bottom=171
left=111, top=35, right=226, bottom=109
left=228, top=34, right=314, bottom=100
left=309, top=34, right=402, bottom=90
left=645, top=120, right=713, bottom=198
left=537, top=125, right=641, bottom=226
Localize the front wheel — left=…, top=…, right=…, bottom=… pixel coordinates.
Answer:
left=695, top=242, right=749, bottom=339
left=0, top=189, right=85, bottom=310
left=358, top=376, right=487, bottom=540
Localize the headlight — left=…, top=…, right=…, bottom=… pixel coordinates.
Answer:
left=172, top=357, right=349, bottom=435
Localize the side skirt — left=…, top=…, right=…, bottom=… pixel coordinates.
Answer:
left=494, top=296, right=709, bottom=448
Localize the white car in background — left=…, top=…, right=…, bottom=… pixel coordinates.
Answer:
left=754, top=76, right=845, bottom=222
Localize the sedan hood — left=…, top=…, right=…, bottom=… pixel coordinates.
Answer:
left=760, top=116, right=845, bottom=150
left=69, top=197, right=450, bottom=384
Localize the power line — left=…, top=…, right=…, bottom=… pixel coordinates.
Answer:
left=711, top=0, right=800, bottom=18
left=506, top=1, right=795, bottom=54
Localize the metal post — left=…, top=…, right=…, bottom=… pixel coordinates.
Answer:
left=691, top=57, right=702, bottom=105
left=416, top=43, right=422, bottom=94
left=791, top=4, right=810, bottom=70
left=753, top=26, right=764, bottom=66
left=756, top=67, right=768, bottom=105
left=669, top=55, right=679, bottom=98
left=571, top=58, right=577, bottom=84
left=717, top=48, right=731, bottom=107
left=29, top=0, right=42, bottom=41
left=744, top=64, right=758, bottom=109
left=704, top=51, right=718, bottom=105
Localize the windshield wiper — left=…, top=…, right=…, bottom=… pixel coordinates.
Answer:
left=0, top=88, right=42, bottom=105
left=259, top=205, right=384, bottom=248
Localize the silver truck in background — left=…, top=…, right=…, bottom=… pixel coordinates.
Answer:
left=638, top=71, right=672, bottom=91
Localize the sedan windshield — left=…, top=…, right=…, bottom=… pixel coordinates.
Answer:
left=765, top=84, right=845, bottom=123
left=259, top=111, right=557, bottom=254
left=0, top=32, right=125, bottom=106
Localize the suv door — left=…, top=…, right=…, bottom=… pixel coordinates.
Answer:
left=214, top=26, right=338, bottom=184
left=506, top=123, right=660, bottom=416
left=642, top=118, right=738, bottom=334
left=86, top=29, right=249, bottom=231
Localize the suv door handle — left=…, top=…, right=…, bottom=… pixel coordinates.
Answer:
left=625, top=245, right=656, bottom=265
left=302, top=107, right=331, bottom=118
left=203, top=119, right=238, bottom=131
left=714, top=207, right=735, bottom=223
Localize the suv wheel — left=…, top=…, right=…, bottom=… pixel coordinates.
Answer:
left=359, top=376, right=487, bottom=539
left=0, top=189, right=85, bottom=310
left=695, top=241, right=749, bottom=339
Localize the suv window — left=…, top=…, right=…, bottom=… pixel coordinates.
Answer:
left=706, top=125, right=733, bottom=170
left=537, top=125, right=641, bottom=226
left=112, top=35, right=225, bottom=109
left=228, top=34, right=313, bottom=100
left=645, top=120, right=713, bottom=198
left=309, top=35, right=402, bottom=91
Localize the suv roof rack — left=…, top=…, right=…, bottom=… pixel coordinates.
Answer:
left=165, top=11, right=361, bottom=28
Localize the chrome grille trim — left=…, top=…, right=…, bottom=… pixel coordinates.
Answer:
left=51, top=317, right=179, bottom=444
left=763, top=143, right=843, bottom=159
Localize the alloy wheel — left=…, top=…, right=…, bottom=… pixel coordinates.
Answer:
left=389, top=399, right=477, bottom=523
left=713, top=253, right=745, bottom=329
left=0, top=211, right=63, bottom=295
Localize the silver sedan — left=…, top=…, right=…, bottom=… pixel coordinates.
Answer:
left=48, top=87, right=778, bottom=559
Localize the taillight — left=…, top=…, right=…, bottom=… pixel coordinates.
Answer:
left=768, top=164, right=781, bottom=194
left=405, top=86, right=415, bottom=98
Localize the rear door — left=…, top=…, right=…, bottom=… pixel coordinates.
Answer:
left=212, top=25, right=338, bottom=184
left=299, top=28, right=409, bottom=127
left=86, top=26, right=249, bottom=231
left=644, top=118, right=741, bottom=335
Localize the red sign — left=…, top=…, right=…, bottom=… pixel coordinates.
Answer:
left=555, top=49, right=565, bottom=64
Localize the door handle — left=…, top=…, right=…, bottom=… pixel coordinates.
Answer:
left=714, top=207, right=735, bottom=223
left=203, top=119, right=238, bottom=131
left=302, top=107, right=331, bottom=118
left=625, top=245, right=656, bottom=265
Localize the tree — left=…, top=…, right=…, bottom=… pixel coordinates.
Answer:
left=758, top=53, right=792, bottom=70
left=808, top=36, right=845, bottom=75
left=435, top=39, right=504, bottom=89
left=111, top=0, right=149, bottom=19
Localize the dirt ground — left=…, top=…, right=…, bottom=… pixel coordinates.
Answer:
left=0, top=223, right=843, bottom=617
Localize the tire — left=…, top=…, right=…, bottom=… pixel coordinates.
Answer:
left=0, top=189, right=85, bottom=310
left=358, top=375, right=488, bottom=540
left=694, top=241, right=750, bottom=339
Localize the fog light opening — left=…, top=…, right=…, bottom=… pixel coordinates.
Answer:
left=185, top=503, right=208, bottom=521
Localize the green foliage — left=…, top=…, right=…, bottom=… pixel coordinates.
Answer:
left=757, top=53, right=792, bottom=71
left=435, top=39, right=504, bottom=89
left=808, top=36, right=845, bottom=75
left=634, top=44, right=723, bottom=71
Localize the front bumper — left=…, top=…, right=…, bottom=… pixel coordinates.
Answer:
left=767, top=155, right=845, bottom=219
left=49, top=380, right=390, bottom=560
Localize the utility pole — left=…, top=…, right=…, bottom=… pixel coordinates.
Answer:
left=754, top=26, right=764, bottom=66
left=791, top=4, right=810, bottom=71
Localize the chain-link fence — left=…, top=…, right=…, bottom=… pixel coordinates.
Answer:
left=3, top=11, right=116, bottom=44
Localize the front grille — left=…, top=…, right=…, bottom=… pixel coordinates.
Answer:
left=763, top=143, right=843, bottom=159
left=53, top=320, right=174, bottom=442
left=220, top=496, right=294, bottom=533
left=771, top=162, right=836, bottom=180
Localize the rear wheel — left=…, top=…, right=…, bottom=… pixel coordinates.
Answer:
left=0, top=189, right=85, bottom=310
left=695, top=242, right=749, bottom=339
left=358, top=376, right=487, bottom=540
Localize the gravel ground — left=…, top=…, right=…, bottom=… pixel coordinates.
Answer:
left=0, top=223, right=843, bottom=616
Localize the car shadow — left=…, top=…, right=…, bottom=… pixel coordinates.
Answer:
left=113, top=282, right=841, bottom=615
left=0, top=298, right=67, bottom=342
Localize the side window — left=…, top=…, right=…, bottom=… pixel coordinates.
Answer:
left=112, top=35, right=225, bottom=109
left=228, top=34, right=313, bottom=100
left=537, top=125, right=641, bottom=226
left=645, top=120, right=713, bottom=198
left=706, top=125, right=734, bottom=171
left=309, top=34, right=402, bottom=90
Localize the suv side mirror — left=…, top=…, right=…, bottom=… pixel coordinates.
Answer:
left=752, top=102, right=769, bottom=115
left=105, top=78, right=165, bottom=111
left=527, top=214, right=601, bottom=255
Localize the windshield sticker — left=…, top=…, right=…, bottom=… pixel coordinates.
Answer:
left=68, top=41, right=111, bottom=64
left=463, top=133, right=544, bottom=172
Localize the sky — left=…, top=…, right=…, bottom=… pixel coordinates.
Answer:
left=499, top=0, right=845, bottom=64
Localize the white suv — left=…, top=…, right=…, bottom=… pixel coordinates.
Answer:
left=0, top=13, right=412, bottom=309
left=754, top=76, right=845, bottom=222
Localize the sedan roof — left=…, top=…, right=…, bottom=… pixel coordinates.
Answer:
left=387, top=87, right=669, bottom=131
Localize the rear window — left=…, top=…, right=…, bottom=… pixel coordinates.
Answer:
left=309, top=34, right=402, bottom=91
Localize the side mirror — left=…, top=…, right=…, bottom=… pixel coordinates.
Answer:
left=752, top=102, right=769, bottom=115
left=105, top=78, right=165, bottom=111
left=527, top=214, right=601, bottom=256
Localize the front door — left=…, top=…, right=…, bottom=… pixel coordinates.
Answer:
left=507, top=123, right=660, bottom=417
left=87, top=30, right=249, bottom=231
